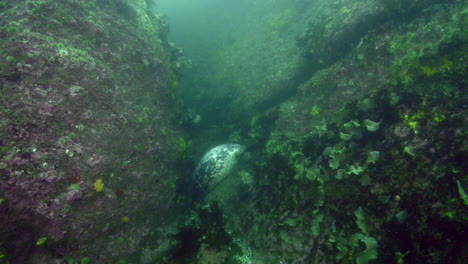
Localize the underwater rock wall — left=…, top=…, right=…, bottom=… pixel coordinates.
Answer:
left=0, top=0, right=185, bottom=262
left=223, top=1, right=467, bottom=263
left=177, top=0, right=313, bottom=127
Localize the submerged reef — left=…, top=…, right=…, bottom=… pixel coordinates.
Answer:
left=177, top=0, right=467, bottom=263
left=0, top=0, right=466, bottom=263
left=0, top=0, right=186, bottom=263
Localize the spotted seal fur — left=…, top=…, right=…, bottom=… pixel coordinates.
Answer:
left=193, top=144, right=246, bottom=194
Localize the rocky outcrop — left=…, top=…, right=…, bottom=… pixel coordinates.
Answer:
left=223, top=1, right=467, bottom=263
left=0, top=0, right=185, bottom=262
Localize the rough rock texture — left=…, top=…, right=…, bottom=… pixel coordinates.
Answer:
left=178, top=0, right=311, bottom=128
left=0, top=0, right=185, bottom=262
left=180, top=0, right=451, bottom=129
left=219, top=1, right=467, bottom=263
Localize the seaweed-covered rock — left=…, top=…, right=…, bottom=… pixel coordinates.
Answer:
left=0, top=0, right=186, bottom=262
left=215, top=1, right=467, bottom=263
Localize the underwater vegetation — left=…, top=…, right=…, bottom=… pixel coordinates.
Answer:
left=0, top=0, right=467, bottom=263
left=0, top=0, right=187, bottom=262
left=172, top=0, right=466, bottom=263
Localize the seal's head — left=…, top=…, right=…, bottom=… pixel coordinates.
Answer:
left=193, top=144, right=246, bottom=194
